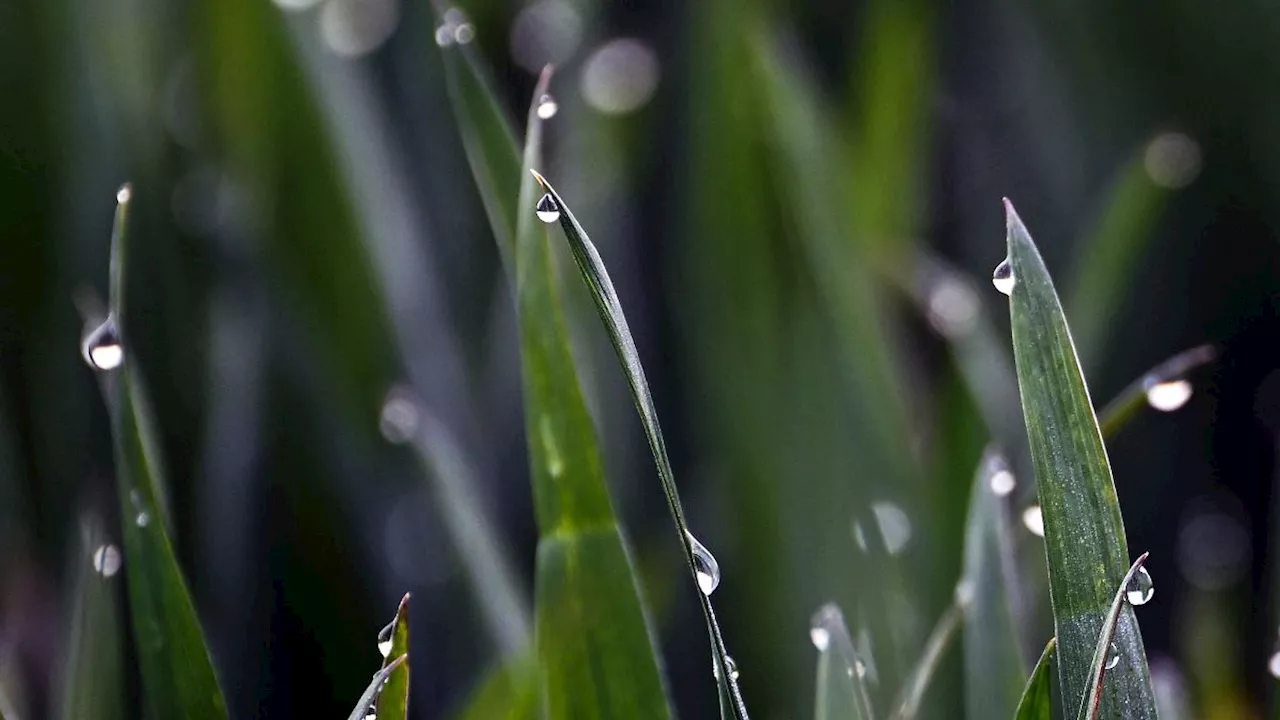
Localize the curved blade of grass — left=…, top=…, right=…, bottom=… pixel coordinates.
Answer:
left=1003, top=199, right=1156, bottom=718
left=450, top=654, right=538, bottom=720
left=440, top=64, right=669, bottom=717
left=94, top=187, right=228, bottom=719
left=374, top=594, right=411, bottom=719
left=532, top=171, right=748, bottom=719
left=1075, top=553, right=1151, bottom=720
left=59, top=516, right=125, bottom=720
left=888, top=597, right=965, bottom=720
left=347, top=653, right=407, bottom=720
left=960, top=448, right=1027, bottom=719
left=1015, top=638, right=1057, bottom=720
left=811, top=603, right=875, bottom=720
left=1097, top=345, right=1217, bottom=439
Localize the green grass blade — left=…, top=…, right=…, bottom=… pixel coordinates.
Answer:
left=1074, top=553, right=1151, bottom=720
left=1097, top=345, right=1217, bottom=439
left=375, top=594, right=412, bottom=719
left=960, top=448, right=1027, bottom=720
left=59, top=517, right=126, bottom=720
left=89, top=187, right=228, bottom=719
left=1002, top=199, right=1157, bottom=718
left=347, top=654, right=407, bottom=720
left=811, top=603, right=875, bottom=720
left=531, top=171, right=748, bottom=719
left=888, top=598, right=965, bottom=720
left=1015, top=638, right=1057, bottom=720
left=450, top=654, right=538, bottom=720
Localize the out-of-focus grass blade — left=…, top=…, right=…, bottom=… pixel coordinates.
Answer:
left=1015, top=638, right=1057, bottom=720
left=89, top=187, right=228, bottom=719
left=531, top=171, right=747, bottom=718
left=450, top=655, right=538, bottom=720
left=960, top=448, right=1026, bottom=720
left=1003, top=199, right=1157, bottom=718
left=1075, top=553, right=1150, bottom=720
left=347, top=654, right=407, bottom=720
left=59, top=517, right=125, bottom=720
left=1097, top=345, right=1217, bottom=439
left=443, top=59, right=670, bottom=717
left=888, top=598, right=965, bottom=720
left=811, top=603, right=874, bottom=720
left=374, top=594, right=411, bottom=719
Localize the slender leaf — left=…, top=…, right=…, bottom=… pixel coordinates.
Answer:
left=1003, top=199, right=1157, bottom=718
left=960, top=448, right=1027, bottom=720
left=59, top=516, right=126, bottom=720
left=1097, top=345, right=1216, bottom=439
left=91, top=187, right=228, bottom=719
left=375, top=594, right=412, bottom=720
left=1015, top=638, right=1057, bottom=720
left=1076, top=553, right=1151, bottom=720
left=532, top=171, right=748, bottom=718
left=811, top=604, right=875, bottom=720
left=347, top=654, right=407, bottom=720
left=450, top=655, right=538, bottom=720
left=888, top=598, right=965, bottom=720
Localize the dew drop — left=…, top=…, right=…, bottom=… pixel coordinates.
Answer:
left=686, top=531, right=720, bottom=596
left=116, top=183, right=133, bottom=205
left=992, top=258, right=1015, bottom=296
left=82, top=317, right=124, bottom=371
left=713, top=655, right=739, bottom=681
left=536, top=94, right=559, bottom=119
left=453, top=22, right=475, bottom=44
left=810, top=626, right=830, bottom=652
left=93, top=544, right=122, bottom=577
left=954, top=579, right=976, bottom=608
left=1269, top=650, right=1280, bottom=679
left=379, top=386, right=421, bottom=444
left=1022, top=505, right=1045, bottom=537
left=1105, top=642, right=1121, bottom=670
left=1126, top=566, right=1155, bottom=606
left=535, top=193, right=561, bottom=223
left=136, top=511, right=151, bottom=527
left=1145, top=379, right=1193, bottom=412
left=871, top=501, right=912, bottom=555
left=377, top=620, right=395, bottom=658
left=434, top=24, right=455, bottom=47
left=989, top=469, right=1016, bottom=497
left=852, top=520, right=868, bottom=552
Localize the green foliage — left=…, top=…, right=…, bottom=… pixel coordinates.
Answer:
left=1015, top=639, right=1057, bottom=720
left=375, top=594, right=412, bottom=720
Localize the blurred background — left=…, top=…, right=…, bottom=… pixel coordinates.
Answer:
left=2, top=0, right=1279, bottom=717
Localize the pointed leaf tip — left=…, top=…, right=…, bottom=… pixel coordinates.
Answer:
left=530, top=168, right=548, bottom=186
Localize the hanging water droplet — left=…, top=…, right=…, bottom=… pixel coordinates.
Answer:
left=116, top=183, right=133, bottom=205
left=379, top=386, right=421, bottom=444
left=992, top=258, right=1015, bottom=296
left=535, top=193, right=561, bottom=223
left=1126, top=566, right=1155, bottom=606
left=954, top=579, right=976, bottom=608
left=686, top=531, right=720, bottom=596
left=434, top=23, right=455, bottom=46
left=453, top=22, right=475, bottom=44
left=93, top=544, right=122, bottom=577
left=1269, top=650, right=1280, bottom=679
left=871, top=501, right=912, bottom=555
left=989, top=468, right=1016, bottom=497
left=810, top=626, right=830, bottom=651
left=712, top=655, right=739, bottom=681
left=1144, top=379, right=1193, bottom=412
left=1105, top=642, right=1121, bottom=670
left=129, top=489, right=151, bottom=527
left=1022, top=505, right=1045, bottom=537
left=536, top=93, right=559, bottom=119
left=136, top=511, right=151, bottom=527
left=377, top=619, right=395, bottom=658
left=81, top=317, right=124, bottom=371
left=853, top=659, right=866, bottom=678
left=852, top=520, right=868, bottom=552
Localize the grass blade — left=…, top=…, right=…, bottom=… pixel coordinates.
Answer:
left=811, top=603, right=875, bottom=720
left=347, top=654, right=407, bottom=720
left=1015, top=638, right=1057, bottom=720
left=888, top=597, right=965, bottom=720
left=59, top=516, right=126, bottom=720
left=374, top=594, right=411, bottom=720
left=531, top=171, right=748, bottom=718
left=960, top=448, right=1027, bottom=720
left=1097, top=344, right=1217, bottom=439
left=450, top=654, right=538, bottom=720
left=1075, top=553, right=1151, bottom=720
left=89, top=186, right=228, bottom=719
left=1003, top=199, right=1157, bottom=718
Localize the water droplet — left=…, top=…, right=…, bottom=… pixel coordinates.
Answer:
left=82, top=317, right=124, bottom=371
left=686, top=531, right=720, bottom=596
left=853, top=659, right=866, bottom=678
left=954, top=579, right=975, bottom=607
left=379, top=386, right=421, bottom=444
left=852, top=521, right=868, bottom=552
left=992, top=258, right=1015, bottom=296
left=434, top=24, right=454, bottom=46
left=1144, top=132, right=1201, bottom=189
left=453, top=22, right=475, bottom=44
left=538, top=416, right=564, bottom=477
left=871, top=501, right=912, bottom=555
left=1105, top=642, right=1121, bottom=670
left=1022, top=505, right=1045, bottom=537
left=712, top=655, right=739, bottom=681
left=116, top=184, right=133, bottom=205
left=136, top=511, right=151, bottom=527
left=535, top=193, right=561, bottom=223
left=377, top=620, right=395, bottom=658
left=536, top=94, right=559, bottom=119
left=93, top=544, right=122, bottom=577
left=1126, top=566, right=1155, bottom=606
left=1269, top=650, right=1280, bottom=679
left=926, top=277, right=979, bottom=337
left=1145, top=379, right=1193, bottom=412
left=810, top=626, right=830, bottom=651
left=989, top=469, right=1016, bottom=497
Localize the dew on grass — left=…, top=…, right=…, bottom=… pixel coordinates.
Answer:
left=93, top=544, right=122, bottom=577
left=1145, top=379, right=1193, bottom=412
left=536, top=94, right=559, bottom=119
left=1105, top=642, right=1121, bottom=670
left=1126, top=566, right=1155, bottom=606
left=992, top=258, right=1015, bottom=296
left=82, top=317, right=124, bottom=371
left=686, top=531, right=720, bottom=596
left=871, top=501, right=911, bottom=555
left=536, top=193, right=561, bottom=223
left=1022, top=505, right=1044, bottom=537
